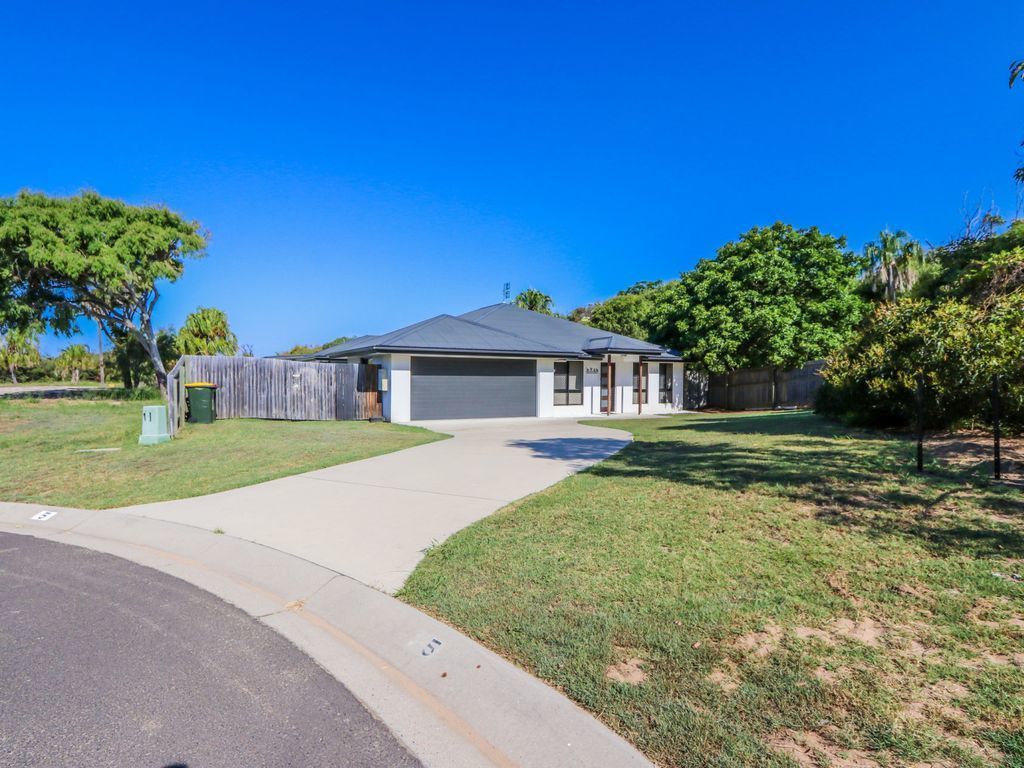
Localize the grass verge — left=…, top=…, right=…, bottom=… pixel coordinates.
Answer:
left=0, top=397, right=443, bottom=508
left=400, top=411, right=1023, bottom=768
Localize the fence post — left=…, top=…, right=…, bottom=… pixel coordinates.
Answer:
left=915, top=374, right=925, bottom=473
left=992, top=373, right=1002, bottom=480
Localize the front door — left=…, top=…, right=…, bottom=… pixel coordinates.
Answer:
left=600, top=362, right=615, bottom=413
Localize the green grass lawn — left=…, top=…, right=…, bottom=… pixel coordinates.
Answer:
left=0, top=397, right=443, bottom=508
left=400, top=411, right=1024, bottom=768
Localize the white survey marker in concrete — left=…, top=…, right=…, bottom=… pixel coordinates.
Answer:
left=120, top=417, right=632, bottom=592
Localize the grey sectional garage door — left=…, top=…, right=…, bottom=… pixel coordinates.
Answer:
left=410, top=357, right=536, bottom=420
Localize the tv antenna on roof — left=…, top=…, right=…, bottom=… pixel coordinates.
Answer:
left=502, top=282, right=510, bottom=303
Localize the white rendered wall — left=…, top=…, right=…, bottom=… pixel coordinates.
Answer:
left=538, top=359, right=603, bottom=417
left=388, top=353, right=681, bottom=422
left=535, top=359, right=554, bottom=416
left=380, top=353, right=411, bottom=422
left=606, top=357, right=682, bottom=415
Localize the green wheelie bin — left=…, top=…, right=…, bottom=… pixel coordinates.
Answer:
left=185, top=382, right=218, bottom=424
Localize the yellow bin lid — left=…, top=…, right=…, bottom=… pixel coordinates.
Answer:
left=185, top=381, right=218, bottom=388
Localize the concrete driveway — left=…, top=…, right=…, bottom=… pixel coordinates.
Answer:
left=123, top=418, right=630, bottom=592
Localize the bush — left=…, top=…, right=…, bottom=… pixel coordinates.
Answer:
left=818, top=225, right=1024, bottom=433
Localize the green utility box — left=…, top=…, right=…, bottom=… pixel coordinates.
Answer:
left=185, top=382, right=218, bottom=424
left=139, top=405, right=171, bottom=445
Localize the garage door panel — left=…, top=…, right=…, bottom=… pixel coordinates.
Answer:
left=411, top=357, right=536, bottom=420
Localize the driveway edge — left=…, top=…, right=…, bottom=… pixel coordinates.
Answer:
left=0, top=502, right=652, bottom=768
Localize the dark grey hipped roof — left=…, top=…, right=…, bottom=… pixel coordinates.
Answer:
left=314, top=303, right=682, bottom=361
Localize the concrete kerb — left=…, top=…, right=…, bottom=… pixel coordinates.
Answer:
left=0, top=503, right=652, bottom=768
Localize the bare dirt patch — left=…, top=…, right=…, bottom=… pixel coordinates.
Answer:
left=735, top=622, right=783, bottom=657
left=832, top=617, right=884, bottom=645
left=966, top=596, right=1019, bottom=628
left=707, top=666, right=739, bottom=692
left=606, top=648, right=647, bottom=685
left=900, top=638, right=941, bottom=661
left=794, top=626, right=833, bottom=643
left=827, top=570, right=864, bottom=606
left=813, top=665, right=838, bottom=683
left=766, top=728, right=880, bottom=767
left=794, top=617, right=885, bottom=647
left=929, top=430, right=1024, bottom=483
left=894, top=582, right=933, bottom=601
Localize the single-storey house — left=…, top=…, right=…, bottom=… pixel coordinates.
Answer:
left=313, top=303, right=686, bottom=422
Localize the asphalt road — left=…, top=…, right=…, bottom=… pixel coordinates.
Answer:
left=0, top=532, right=421, bottom=768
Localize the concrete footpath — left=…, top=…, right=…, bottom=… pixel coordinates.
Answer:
left=0, top=501, right=653, bottom=768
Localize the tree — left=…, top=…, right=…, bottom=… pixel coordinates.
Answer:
left=278, top=336, right=353, bottom=356
left=585, top=282, right=669, bottom=341
left=861, top=229, right=929, bottom=302
left=109, top=326, right=178, bottom=390
left=0, top=191, right=208, bottom=396
left=54, top=343, right=94, bottom=383
left=176, top=306, right=239, bottom=356
left=514, top=288, right=554, bottom=314
left=667, top=222, right=865, bottom=374
left=1011, top=59, right=1024, bottom=183
left=820, top=221, right=1024, bottom=430
left=0, top=324, right=41, bottom=384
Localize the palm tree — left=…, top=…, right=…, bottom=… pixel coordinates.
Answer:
left=862, top=230, right=928, bottom=302
left=514, top=288, right=554, bottom=315
left=55, top=344, right=94, bottom=384
left=176, top=307, right=239, bottom=356
left=0, top=325, right=42, bottom=384
left=1012, top=59, right=1024, bottom=182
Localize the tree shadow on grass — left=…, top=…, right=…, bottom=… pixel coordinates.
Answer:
left=567, top=412, right=1024, bottom=559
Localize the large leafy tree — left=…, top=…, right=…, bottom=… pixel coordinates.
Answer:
left=581, top=280, right=675, bottom=342
left=861, top=229, right=929, bottom=302
left=176, top=306, right=239, bottom=356
left=0, top=324, right=42, bottom=384
left=0, top=191, right=208, bottom=395
left=514, top=288, right=554, bottom=314
left=668, top=222, right=865, bottom=373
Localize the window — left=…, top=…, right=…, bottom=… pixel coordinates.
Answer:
left=632, top=362, right=649, bottom=404
left=553, top=361, right=583, bottom=405
left=659, top=363, right=673, bottom=403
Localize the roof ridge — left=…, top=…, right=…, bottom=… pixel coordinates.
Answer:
left=379, top=314, right=454, bottom=346
left=455, top=314, right=569, bottom=353
left=466, top=302, right=665, bottom=349
left=462, top=303, right=504, bottom=321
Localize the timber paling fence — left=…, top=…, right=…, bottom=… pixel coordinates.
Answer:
left=683, top=366, right=710, bottom=410
left=167, top=355, right=381, bottom=435
left=705, top=360, right=825, bottom=410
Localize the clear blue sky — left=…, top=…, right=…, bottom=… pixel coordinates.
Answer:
left=2, top=1, right=1021, bottom=356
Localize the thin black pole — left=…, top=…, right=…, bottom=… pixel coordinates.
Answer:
left=992, top=373, right=1002, bottom=480
left=915, top=374, right=925, bottom=473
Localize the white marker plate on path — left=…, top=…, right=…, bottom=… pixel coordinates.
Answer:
left=30, top=510, right=58, bottom=522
